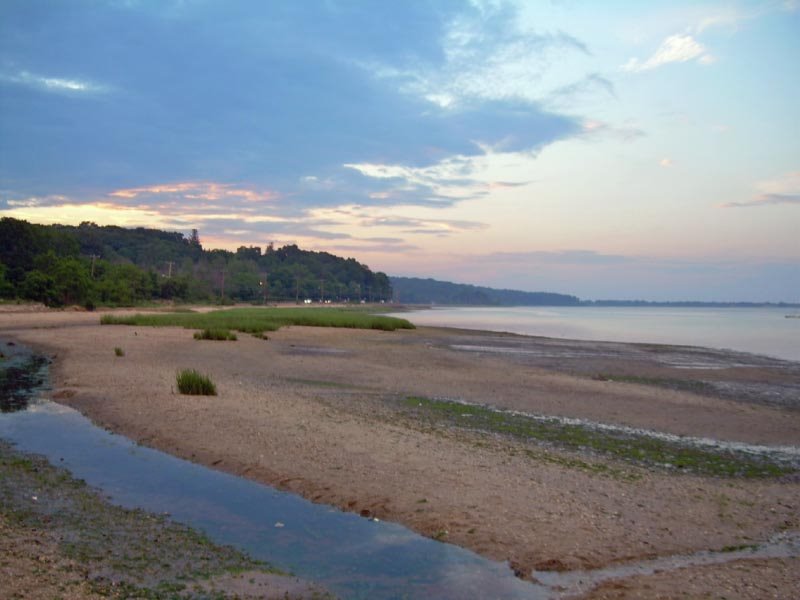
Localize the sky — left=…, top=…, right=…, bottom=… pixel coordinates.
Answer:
left=1, top=1, right=798, bottom=301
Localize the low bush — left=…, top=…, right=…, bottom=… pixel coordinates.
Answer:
left=114, top=347, right=125, bottom=357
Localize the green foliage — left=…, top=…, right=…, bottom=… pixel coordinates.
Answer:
left=0, top=264, right=12, bottom=298
left=193, top=329, right=238, bottom=341
left=102, top=307, right=415, bottom=335
left=20, top=270, right=60, bottom=306
left=52, top=257, right=92, bottom=305
left=0, top=217, right=79, bottom=289
left=114, top=347, right=125, bottom=357
left=176, top=369, right=217, bottom=395
left=1, top=217, right=394, bottom=306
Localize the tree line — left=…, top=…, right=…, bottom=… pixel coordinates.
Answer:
left=0, top=218, right=392, bottom=307
left=390, top=276, right=580, bottom=306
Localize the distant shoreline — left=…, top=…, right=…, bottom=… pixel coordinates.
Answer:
left=394, top=301, right=800, bottom=309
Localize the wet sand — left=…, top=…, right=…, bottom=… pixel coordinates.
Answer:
left=2, top=306, right=798, bottom=598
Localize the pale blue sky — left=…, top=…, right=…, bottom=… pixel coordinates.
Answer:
left=1, top=1, right=798, bottom=300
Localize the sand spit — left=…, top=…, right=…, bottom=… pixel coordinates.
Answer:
left=1, top=307, right=798, bottom=598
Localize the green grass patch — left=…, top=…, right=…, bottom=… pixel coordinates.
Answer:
left=720, top=543, right=758, bottom=553
left=193, top=328, right=238, bottom=341
left=101, top=307, right=415, bottom=337
left=114, top=346, right=125, bottom=357
left=176, top=369, right=217, bottom=396
left=402, top=396, right=793, bottom=478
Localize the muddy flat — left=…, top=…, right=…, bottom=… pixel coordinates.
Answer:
left=2, top=307, right=798, bottom=598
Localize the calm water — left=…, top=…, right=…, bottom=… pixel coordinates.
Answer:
left=391, top=307, right=800, bottom=362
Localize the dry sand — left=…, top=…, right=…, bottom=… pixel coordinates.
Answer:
left=2, top=306, right=798, bottom=598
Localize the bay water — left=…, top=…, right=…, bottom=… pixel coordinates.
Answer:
left=391, top=306, right=800, bottom=362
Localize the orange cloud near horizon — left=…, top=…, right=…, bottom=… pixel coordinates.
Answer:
left=109, top=181, right=280, bottom=203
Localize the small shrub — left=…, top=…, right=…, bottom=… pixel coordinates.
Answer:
left=193, top=329, right=237, bottom=341
left=176, top=369, right=217, bottom=395
left=114, top=347, right=125, bottom=357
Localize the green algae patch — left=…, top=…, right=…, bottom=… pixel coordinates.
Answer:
left=402, top=396, right=793, bottom=478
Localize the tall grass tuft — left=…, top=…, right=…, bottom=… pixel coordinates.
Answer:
left=193, top=329, right=237, bottom=341
left=176, top=369, right=217, bottom=396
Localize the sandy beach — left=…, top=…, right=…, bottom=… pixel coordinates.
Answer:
left=2, top=306, right=799, bottom=598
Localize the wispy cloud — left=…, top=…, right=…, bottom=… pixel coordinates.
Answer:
left=314, top=204, right=489, bottom=237
left=546, top=73, right=617, bottom=108
left=722, top=193, right=800, bottom=208
left=0, top=69, right=112, bottom=95
left=581, top=119, right=645, bottom=142
left=343, top=153, right=530, bottom=208
left=109, top=182, right=279, bottom=204
left=691, top=1, right=798, bottom=34
left=622, top=34, right=713, bottom=72
left=328, top=242, right=421, bottom=254
left=368, top=4, right=592, bottom=107
left=3, top=194, right=71, bottom=209
left=472, top=249, right=634, bottom=266
left=720, top=172, right=800, bottom=208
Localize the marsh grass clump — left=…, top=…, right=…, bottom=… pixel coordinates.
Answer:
left=193, top=328, right=237, bottom=341
left=176, top=369, right=217, bottom=396
left=114, top=347, right=125, bottom=357
left=101, top=307, right=415, bottom=335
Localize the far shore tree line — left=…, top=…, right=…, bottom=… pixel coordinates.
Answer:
left=0, top=218, right=392, bottom=308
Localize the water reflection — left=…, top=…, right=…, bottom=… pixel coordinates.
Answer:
left=0, top=342, right=49, bottom=412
